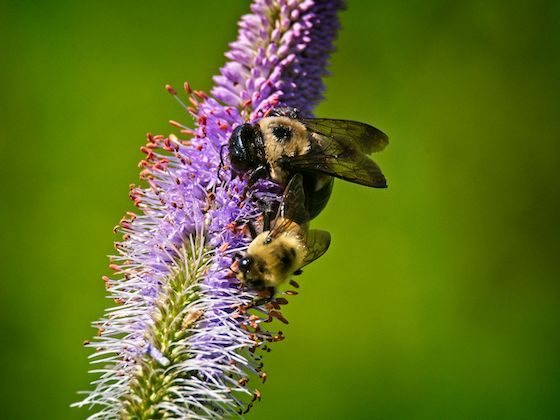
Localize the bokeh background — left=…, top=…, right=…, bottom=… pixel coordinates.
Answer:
left=1, top=1, right=559, bottom=418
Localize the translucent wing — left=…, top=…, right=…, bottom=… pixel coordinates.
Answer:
left=282, top=139, right=387, bottom=188
left=268, top=173, right=308, bottom=239
left=301, top=229, right=331, bottom=268
left=302, top=118, right=389, bottom=154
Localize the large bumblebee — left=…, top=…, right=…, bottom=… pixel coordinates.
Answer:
left=235, top=173, right=331, bottom=292
left=228, top=107, right=388, bottom=219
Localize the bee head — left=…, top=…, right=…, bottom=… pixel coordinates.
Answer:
left=228, top=123, right=263, bottom=172
left=237, top=255, right=267, bottom=291
left=238, top=255, right=253, bottom=275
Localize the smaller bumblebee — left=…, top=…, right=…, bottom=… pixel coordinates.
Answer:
left=228, top=107, right=388, bottom=219
left=235, top=173, right=331, bottom=291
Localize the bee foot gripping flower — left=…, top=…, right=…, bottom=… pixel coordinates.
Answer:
left=74, top=0, right=344, bottom=417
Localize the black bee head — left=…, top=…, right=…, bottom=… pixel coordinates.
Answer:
left=228, top=123, right=263, bottom=172
left=238, top=256, right=253, bottom=274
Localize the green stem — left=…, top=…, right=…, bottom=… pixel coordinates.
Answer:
left=121, top=245, right=211, bottom=419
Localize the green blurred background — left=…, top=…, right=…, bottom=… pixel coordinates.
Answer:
left=1, top=1, right=559, bottom=418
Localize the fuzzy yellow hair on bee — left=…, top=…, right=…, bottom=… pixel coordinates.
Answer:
left=236, top=174, right=331, bottom=291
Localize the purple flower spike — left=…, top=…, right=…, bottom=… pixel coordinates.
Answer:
left=214, top=0, right=344, bottom=118
left=74, top=1, right=344, bottom=417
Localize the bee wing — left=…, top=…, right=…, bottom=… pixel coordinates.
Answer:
left=302, top=118, right=389, bottom=154
left=283, top=138, right=387, bottom=188
left=268, top=173, right=308, bottom=239
left=301, top=229, right=331, bottom=268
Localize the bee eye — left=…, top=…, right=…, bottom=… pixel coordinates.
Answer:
left=272, top=125, right=292, bottom=142
left=238, top=257, right=252, bottom=273
left=228, top=124, right=254, bottom=171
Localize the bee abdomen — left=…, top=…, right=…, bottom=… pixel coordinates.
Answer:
left=304, top=174, right=334, bottom=220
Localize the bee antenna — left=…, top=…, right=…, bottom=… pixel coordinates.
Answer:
left=217, top=144, right=228, bottom=182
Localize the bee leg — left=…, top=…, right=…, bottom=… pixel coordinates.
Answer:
left=267, top=286, right=276, bottom=300
left=240, top=166, right=269, bottom=203
left=252, top=194, right=277, bottom=232
left=217, top=144, right=228, bottom=182
left=263, top=209, right=272, bottom=232
left=251, top=282, right=270, bottom=306
left=247, top=165, right=268, bottom=188
left=234, top=219, right=259, bottom=239
left=246, top=221, right=258, bottom=239
left=253, top=287, right=276, bottom=306
left=252, top=297, right=267, bottom=306
left=230, top=169, right=241, bottom=182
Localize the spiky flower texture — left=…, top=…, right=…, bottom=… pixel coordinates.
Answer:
left=76, top=1, right=344, bottom=417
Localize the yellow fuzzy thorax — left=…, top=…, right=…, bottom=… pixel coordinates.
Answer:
left=258, top=117, right=310, bottom=184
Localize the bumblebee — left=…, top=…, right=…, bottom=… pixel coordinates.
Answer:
left=235, top=173, right=331, bottom=291
left=228, top=107, right=388, bottom=219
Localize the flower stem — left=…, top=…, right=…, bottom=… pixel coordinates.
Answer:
left=122, top=239, right=212, bottom=418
